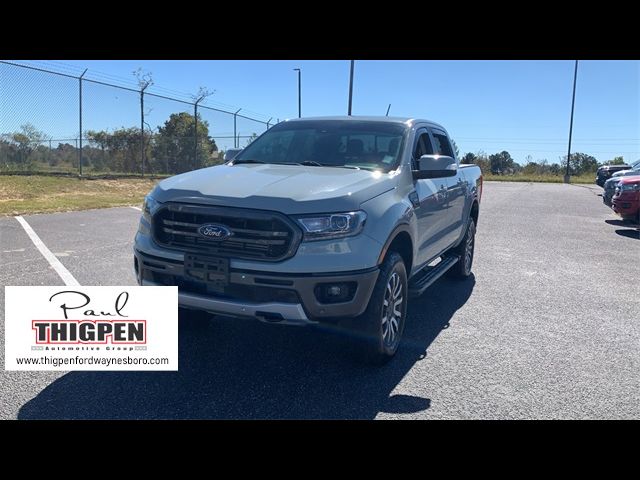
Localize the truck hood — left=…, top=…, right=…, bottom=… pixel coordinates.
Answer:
left=151, top=163, right=398, bottom=214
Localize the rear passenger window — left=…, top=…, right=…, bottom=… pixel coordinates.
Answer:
left=431, top=130, right=454, bottom=157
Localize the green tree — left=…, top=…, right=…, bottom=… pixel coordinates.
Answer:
left=461, top=152, right=477, bottom=164
left=461, top=150, right=490, bottom=172
left=101, top=127, right=152, bottom=173
left=153, top=112, right=218, bottom=174
left=549, top=163, right=561, bottom=175
left=489, top=150, right=515, bottom=175
left=605, top=156, right=625, bottom=165
left=451, top=138, right=460, bottom=158
left=86, top=130, right=111, bottom=171
left=523, top=161, right=539, bottom=175
left=565, top=152, right=599, bottom=175
left=10, top=123, right=45, bottom=168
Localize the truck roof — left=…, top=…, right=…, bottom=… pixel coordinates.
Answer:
left=283, top=115, right=446, bottom=130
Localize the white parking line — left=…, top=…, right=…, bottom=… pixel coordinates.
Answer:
left=14, top=216, right=80, bottom=286
left=130, top=206, right=142, bottom=211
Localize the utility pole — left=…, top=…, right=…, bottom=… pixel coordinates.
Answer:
left=564, top=60, right=579, bottom=184
left=234, top=108, right=242, bottom=148
left=386, top=104, right=391, bottom=116
left=78, top=68, right=87, bottom=177
left=266, top=117, right=273, bottom=130
left=348, top=60, right=355, bottom=116
left=293, top=68, right=301, bottom=118
left=194, top=101, right=199, bottom=170
left=140, top=82, right=149, bottom=177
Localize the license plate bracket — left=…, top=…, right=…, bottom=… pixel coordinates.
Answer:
left=184, top=254, right=229, bottom=292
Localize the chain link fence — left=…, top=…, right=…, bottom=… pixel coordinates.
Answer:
left=0, top=61, right=279, bottom=177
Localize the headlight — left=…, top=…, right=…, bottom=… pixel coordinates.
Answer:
left=138, top=195, right=159, bottom=235
left=142, top=195, right=159, bottom=222
left=294, top=211, right=367, bottom=241
left=620, top=183, right=640, bottom=192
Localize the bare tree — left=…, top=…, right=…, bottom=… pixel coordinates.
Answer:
left=133, top=68, right=154, bottom=90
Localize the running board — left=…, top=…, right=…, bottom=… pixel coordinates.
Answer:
left=408, top=255, right=460, bottom=298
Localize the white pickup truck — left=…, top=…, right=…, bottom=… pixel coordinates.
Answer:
left=134, top=116, right=482, bottom=363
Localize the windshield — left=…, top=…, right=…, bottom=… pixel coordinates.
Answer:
left=234, top=120, right=407, bottom=172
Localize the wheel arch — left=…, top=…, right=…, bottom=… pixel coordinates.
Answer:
left=377, top=224, right=414, bottom=276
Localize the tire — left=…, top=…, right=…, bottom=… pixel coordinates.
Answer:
left=352, top=251, right=408, bottom=365
left=179, top=307, right=211, bottom=332
left=447, top=218, right=476, bottom=279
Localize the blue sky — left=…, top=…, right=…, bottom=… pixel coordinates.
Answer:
left=1, top=60, right=638, bottom=163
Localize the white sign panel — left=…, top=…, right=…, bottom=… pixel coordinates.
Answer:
left=5, top=286, right=178, bottom=371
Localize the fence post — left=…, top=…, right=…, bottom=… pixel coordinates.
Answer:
left=233, top=108, right=242, bottom=148
left=78, top=69, right=87, bottom=177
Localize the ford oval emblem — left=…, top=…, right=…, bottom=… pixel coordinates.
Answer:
left=198, top=224, right=233, bottom=240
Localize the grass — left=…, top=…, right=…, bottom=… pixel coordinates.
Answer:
left=483, top=173, right=595, bottom=184
left=0, top=175, right=160, bottom=216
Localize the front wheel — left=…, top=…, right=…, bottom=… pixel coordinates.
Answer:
left=352, top=251, right=408, bottom=365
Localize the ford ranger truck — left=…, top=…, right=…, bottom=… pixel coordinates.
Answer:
left=134, top=117, right=482, bottom=363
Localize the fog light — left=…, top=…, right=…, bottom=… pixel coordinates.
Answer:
left=327, top=285, right=343, bottom=296
left=314, top=282, right=357, bottom=304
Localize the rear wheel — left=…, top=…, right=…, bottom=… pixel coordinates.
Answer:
left=447, top=218, right=476, bottom=279
left=352, top=252, right=408, bottom=365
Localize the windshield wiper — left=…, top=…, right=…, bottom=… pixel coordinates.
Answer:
left=299, top=161, right=362, bottom=170
left=233, top=159, right=364, bottom=170
left=232, top=159, right=266, bottom=164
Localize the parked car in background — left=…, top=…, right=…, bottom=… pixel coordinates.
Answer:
left=603, top=164, right=640, bottom=207
left=612, top=176, right=640, bottom=222
left=596, top=164, right=631, bottom=187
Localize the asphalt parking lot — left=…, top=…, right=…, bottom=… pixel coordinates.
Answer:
left=1, top=181, right=638, bottom=419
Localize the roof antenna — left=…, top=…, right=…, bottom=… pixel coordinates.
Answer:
left=385, top=104, right=391, bottom=116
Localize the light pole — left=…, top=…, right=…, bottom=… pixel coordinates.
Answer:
left=233, top=108, right=242, bottom=148
left=348, top=60, right=355, bottom=116
left=564, top=60, right=579, bottom=183
left=293, top=68, right=301, bottom=118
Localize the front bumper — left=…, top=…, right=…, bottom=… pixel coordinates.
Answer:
left=612, top=197, right=640, bottom=219
left=134, top=249, right=379, bottom=325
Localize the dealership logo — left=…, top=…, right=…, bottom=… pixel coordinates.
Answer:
left=198, top=223, right=232, bottom=240
left=5, top=286, right=178, bottom=371
left=31, top=290, right=146, bottom=344
left=32, top=320, right=146, bottom=344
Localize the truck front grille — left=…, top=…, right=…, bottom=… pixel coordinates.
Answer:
left=153, top=203, right=302, bottom=261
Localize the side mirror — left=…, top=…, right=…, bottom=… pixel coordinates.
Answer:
left=224, top=148, right=243, bottom=162
left=412, top=154, right=457, bottom=179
